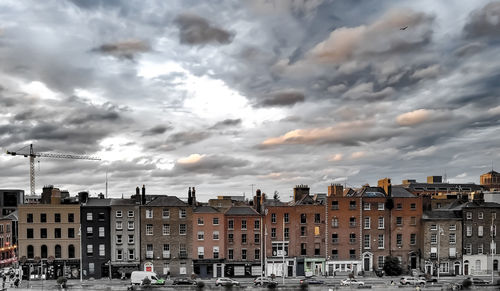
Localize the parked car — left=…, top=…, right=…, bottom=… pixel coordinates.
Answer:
left=215, top=278, right=240, bottom=286
left=471, top=277, right=490, bottom=285
left=340, top=279, right=365, bottom=286
left=254, top=276, right=273, bottom=286
left=419, top=274, right=437, bottom=282
left=130, top=271, right=165, bottom=285
left=300, top=277, right=325, bottom=285
left=400, top=276, right=426, bottom=285
left=172, top=277, right=197, bottom=285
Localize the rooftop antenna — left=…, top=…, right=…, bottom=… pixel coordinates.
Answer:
left=249, top=184, right=256, bottom=199
left=105, top=169, right=108, bottom=198
left=444, top=169, right=447, bottom=183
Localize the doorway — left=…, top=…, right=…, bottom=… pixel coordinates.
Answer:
left=464, top=261, right=469, bottom=275
left=410, top=254, right=417, bottom=269
left=454, top=262, right=460, bottom=275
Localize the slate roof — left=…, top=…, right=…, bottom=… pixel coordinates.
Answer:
left=463, top=201, right=500, bottom=208
left=225, top=206, right=260, bottom=216
left=391, top=186, right=416, bottom=198
left=422, top=210, right=462, bottom=220
left=146, top=196, right=187, bottom=207
left=351, top=187, right=386, bottom=197
left=2, top=210, right=17, bottom=221
left=84, top=198, right=112, bottom=207
left=194, top=206, right=219, bottom=213
left=110, top=199, right=137, bottom=206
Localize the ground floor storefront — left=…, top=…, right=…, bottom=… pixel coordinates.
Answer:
left=21, top=259, right=80, bottom=280
left=265, top=258, right=294, bottom=277
left=424, top=259, right=462, bottom=276
left=111, top=262, right=140, bottom=279
left=224, top=262, right=261, bottom=277
left=140, top=259, right=192, bottom=277
left=463, top=255, right=500, bottom=276
left=326, top=260, right=361, bottom=276
left=193, top=259, right=225, bottom=278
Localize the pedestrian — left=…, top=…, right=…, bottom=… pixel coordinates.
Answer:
left=14, top=276, right=19, bottom=288
left=166, top=271, right=170, bottom=281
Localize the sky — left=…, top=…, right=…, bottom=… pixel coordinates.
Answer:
left=0, top=0, right=499, bottom=201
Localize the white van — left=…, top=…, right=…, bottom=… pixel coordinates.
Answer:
left=130, top=271, right=165, bottom=285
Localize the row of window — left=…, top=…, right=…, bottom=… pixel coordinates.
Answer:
left=331, top=249, right=357, bottom=260
left=146, top=244, right=187, bottom=258
left=27, top=228, right=75, bottom=239
left=115, top=221, right=135, bottom=230
left=116, top=248, right=135, bottom=260
left=86, top=244, right=106, bottom=256
left=465, top=211, right=497, bottom=220
left=227, top=219, right=260, bottom=230
left=26, top=213, right=75, bottom=223
left=331, top=201, right=417, bottom=210
left=116, top=234, right=135, bottom=244
left=464, top=243, right=497, bottom=255
left=0, top=224, right=11, bottom=234
left=227, top=248, right=260, bottom=260
left=26, top=244, right=76, bottom=259
left=145, top=224, right=187, bottom=235
left=331, top=216, right=417, bottom=228
left=361, top=233, right=417, bottom=248
left=431, top=233, right=457, bottom=244
left=197, top=246, right=220, bottom=259
left=227, top=233, right=260, bottom=244
left=465, top=225, right=497, bottom=237
left=197, top=217, right=219, bottom=225
left=196, top=231, right=220, bottom=240
left=145, top=209, right=186, bottom=219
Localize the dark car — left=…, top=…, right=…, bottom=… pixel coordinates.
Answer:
left=300, top=277, right=325, bottom=285
left=172, top=277, right=196, bottom=285
left=471, top=278, right=490, bottom=285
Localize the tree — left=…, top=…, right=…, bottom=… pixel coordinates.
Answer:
left=383, top=256, right=403, bottom=276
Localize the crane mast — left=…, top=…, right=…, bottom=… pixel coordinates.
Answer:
left=6, top=144, right=100, bottom=195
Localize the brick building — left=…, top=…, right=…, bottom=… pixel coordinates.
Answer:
left=481, top=170, right=500, bottom=191
left=0, top=217, right=16, bottom=268
left=192, top=206, right=225, bottom=278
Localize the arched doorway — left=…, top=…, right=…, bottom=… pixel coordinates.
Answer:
left=410, top=253, right=417, bottom=269
left=362, top=253, right=372, bottom=272
left=463, top=260, right=469, bottom=275
left=454, top=262, right=460, bottom=275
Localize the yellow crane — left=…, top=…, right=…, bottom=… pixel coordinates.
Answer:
left=6, top=143, right=100, bottom=195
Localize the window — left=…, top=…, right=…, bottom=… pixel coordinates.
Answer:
left=465, top=243, right=472, bottom=254
left=331, top=201, right=339, bottom=210
left=396, top=203, right=402, bottom=210
left=349, top=201, right=356, bottom=210
left=314, top=213, right=321, bottom=223
left=146, top=224, right=153, bottom=235
left=378, top=203, right=384, bottom=210
left=271, top=228, right=276, bottom=238
left=254, top=220, right=260, bottom=230
left=213, top=246, right=219, bottom=259
left=332, top=217, right=339, bottom=228
left=284, top=228, right=289, bottom=239
left=449, top=224, right=456, bottom=231
left=128, top=221, right=134, bottom=230
left=350, top=249, right=356, bottom=260
left=332, top=233, right=339, bottom=244
left=68, top=245, right=75, bottom=258
left=478, top=244, right=484, bottom=254
left=228, top=219, right=234, bottom=229
left=198, top=247, right=204, bottom=259
left=431, top=233, right=437, bottom=244
left=27, top=229, right=33, bottom=239
left=99, top=244, right=105, bottom=256
left=364, top=217, right=371, bottom=229
left=55, top=228, right=61, bottom=238
left=478, top=226, right=483, bottom=237
left=300, top=226, right=306, bottom=236
left=179, top=224, right=187, bottom=235
left=364, top=202, right=371, bottom=210
left=410, top=234, right=416, bottom=245
left=99, top=227, right=105, bottom=238
left=162, top=224, right=170, bottom=235
left=87, top=244, right=93, bottom=256
left=314, top=243, right=320, bottom=256
left=479, top=212, right=484, bottom=219
left=128, top=235, right=134, bottom=244
left=228, top=233, right=233, bottom=243
left=364, top=235, right=370, bottom=249
left=146, top=209, right=153, bottom=219
left=301, top=243, right=307, bottom=255
left=116, top=211, right=122, bottom=218
left=213, top=217, right=219, bottom=225
left=396, top=234, right=402, bottom=246
left=396, top=217, right=403, bottom=226
left=27, top=245, right=34, bottom=258
left=68, top=213, right=74, bottom=222
left=128, top=210, right=134, bottom=217
left=466, top=225, right=472, bottom=237
left=271, top=213, right=276, bottom=223
left=162, top=209, right=169, bottom=218
left=242, top=234, right=247, bottom=243
left=378, top=256, right=385, bottom=269
left=241, top=220, right=247, bottom=230
left=300, top=214, right=307, bottom=224
left=27, top=213, right=33, bottom=223
left=129, top=249, right=135, bottom=260
left=378, top=217, right=384, bottom=229
left=410, top=203, right=416, bottom=210
left=449, top=233, right=456, bottom=244
left=431, top=224, right=437, bottom=231
left=68, top=228, right=75, bottom=238
left=349, top=217, right=356, bottom=227
left=228, top=249, right=234, bottom=259
left=314, top=226, right=320, bottom=236
left=98, top=213, right=105, bottom=221
left=331, top=249, right=338, bottom=259
left=89, top=263, right=94, bottom=274
left=55, top=213, right=61, bottom=222
left=410, top=217, right=416, bottom=225
left=378, top=234, right=384, bottom=249
left=41, top=213, right=46, bottom=223
left=116, top=221, right=122, bottom=230
left=349, top=233, right=356, bottom=244
left=197, top=217, right=204, bottom=225
left=41, top=228, right=47, bottom=238
left=179, top=209, right=186, bottom=218
left=254, top=233, right=260, bottom=243
left=466, top=212, right=472, bottom=220
left=255, top=249, right=260, bottom=260
left=146, top=244, right=153, bottom=258
left=117, top=235, right=122, bottom=244
left=198, top=231, right=204, bottom=240
left=242, top=249, right=247, bottom=260
left=117, top=249, right=123, bottom=260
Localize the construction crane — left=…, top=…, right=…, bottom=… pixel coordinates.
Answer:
left=6, top=143, right=100, bottom=195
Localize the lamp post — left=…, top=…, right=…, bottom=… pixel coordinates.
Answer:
left=491, top=216, right=496, bottom=285
left=282, top=217, right=285, bottom=286
left=437, top=225, right=443, bottom=281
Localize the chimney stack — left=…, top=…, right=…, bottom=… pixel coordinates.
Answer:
left=377, top=178, right=392, bottom=196
left=328, top=184, right=344, bottom=197
left=192, top=187, right=196, bottom=206
left=188, top=187, right=192, bottom=205
left=255, top=189, right=262, bottom=214
left=293, top=185, right=310, bottom=202
left=136, top=186, right=140, bottom=195
left=141, top=185, right=146, bottom=205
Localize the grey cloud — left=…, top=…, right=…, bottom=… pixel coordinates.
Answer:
left=255, top=90, right=305, bottom=107
left=143, top=125, right=173, bottom=136
left=210, top=119, right=242, bottom=129
left=454, top=42, right=485, bottom=57
left=166, top=131, right=211, bottom=146
left=464, top=2, right=500, bottom=39
left=92, top=39, right=151, bottom=60
left=174, top=13, right=234, bottom=45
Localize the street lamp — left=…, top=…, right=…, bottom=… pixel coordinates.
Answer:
left=437, top=225, right=444, bottom=281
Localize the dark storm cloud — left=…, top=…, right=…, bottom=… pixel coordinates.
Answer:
left=454, top=42, right=485, bottom=57
left=92, top=39, right=151, bottom=60
left=142, top=125, right=173, bottom=136
left=463, top=2, right=500, bottom=39
left=174, top=13, right=234, bottom=45
left=255, top=91, right=305, bottom=108
left=210, top=118, right=242, bottom=129
left=166, top=131, right=211, bottom=146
